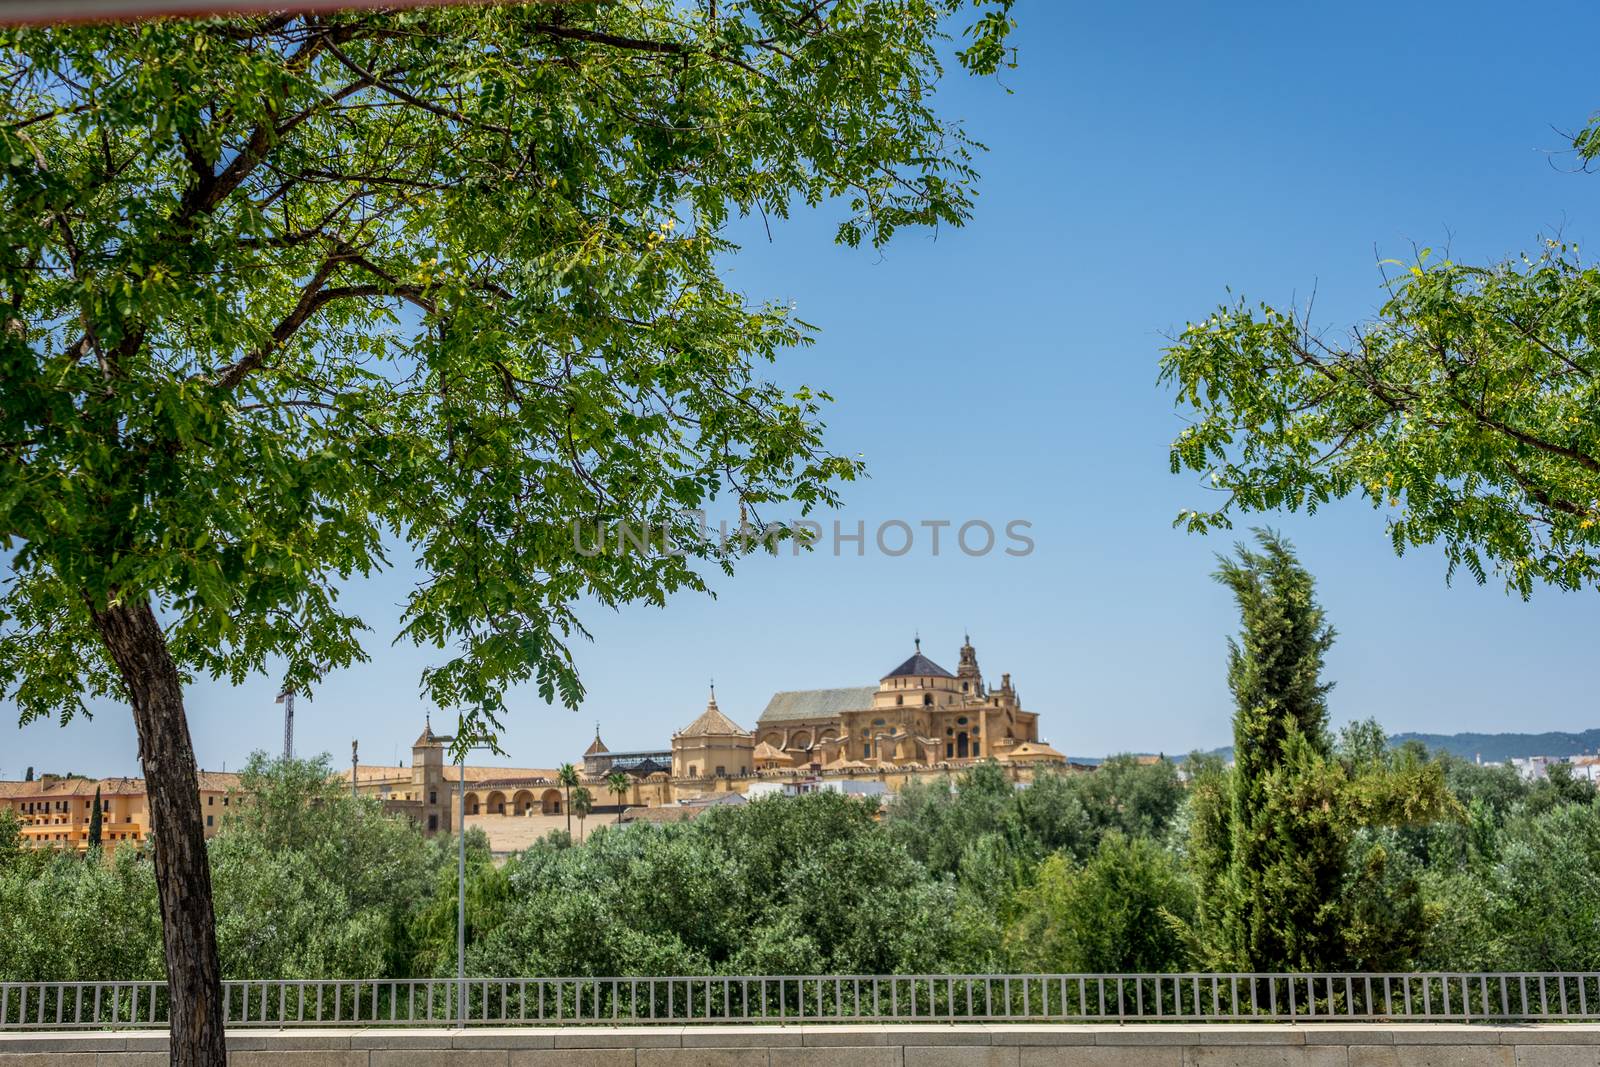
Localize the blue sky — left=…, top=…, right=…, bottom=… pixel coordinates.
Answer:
left=8, top=0, right=1598, bottom=779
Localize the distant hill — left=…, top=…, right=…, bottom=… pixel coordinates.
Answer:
left=1078, top=730, right=1600, bottom=767
left=1387, top=729, right=1600, bottom=764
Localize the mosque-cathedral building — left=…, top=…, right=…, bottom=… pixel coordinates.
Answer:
left=571, top=635, right=1068, bottom=817
left=348, top=636, right=1067, bottom=828
left=0, top=637, right=1070, bottom=851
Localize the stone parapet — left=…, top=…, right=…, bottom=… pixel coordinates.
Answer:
left=4, top=1024, right=1600, bottom=1067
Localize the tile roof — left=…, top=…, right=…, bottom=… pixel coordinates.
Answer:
left=677, top=697, right=750, bottom=738
left=999, top=742, right=1066, bottom=763
left=0, top=772, right=239, bottom=798
left=756, top=686, right=877, bottom=724
left=752, top=742, right=793, bottom=763
left=883, top=651, right=954, bottom=679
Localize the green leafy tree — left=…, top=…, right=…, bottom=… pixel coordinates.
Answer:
left=1423, top=800, right=1600, bottom=972
left=0, top=845, right=164, bottom=982
left=211, top=753, right=440, bottom=979
left=606, top=771, right=631, bottom=824
left=1070, top=755, right=1186, bottom=848
left=1161, top=115, right=1600, bottom=597
left=1005, top=833, right=1194, bottom=974
left=87, top=785, right=102, bottom=852
left=0, top=3, right=1016, bottom=1060
left=400, top=827, right=505, bottom=979
left=0, top=808, right=22, bottom=865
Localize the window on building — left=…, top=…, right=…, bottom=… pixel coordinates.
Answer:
left=207, top=796, right=213, bottom=806
left=688, top=766, right=697, bottom=777
left=715, top=766, right=726, bottom=777
left=895, top=695, right=903, bottom=706
left=428, top=814, right=438, bottom=831
left=429, top=791, right=437, bottom=805
left=206, top=815, right=213, bottom=827
left=222, top=796, right=229, bottom=806
left=923, top=695, right=933, bottom=706
left=972, top=743, right=981, bottom=757
left=946, top=743, right=954, bottom=758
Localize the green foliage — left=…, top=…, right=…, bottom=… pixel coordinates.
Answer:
left=572, top=786, right=594, bottom=840
left=1341, top=829, right=1430, bottom=971
left=606, top=771, right=631, bottom=824
left=0, top=808, right=20, bottom=863
left=210, top=753, right=442, bottom=979
left=0, top=845, right=163, bottom=981
left=1162, top=114, right=1600, bottom=596
left=1189, top=531, right=1339, bottom=969
left=477, top=792, right=964, bottom=977
left=1423, top=799, right=1600, bottom=972
left=400, top=828, right=507, bottom=979
left=1187, top=535, right=1457, bottom=971
left=0, top=0, right=1015, bottom=743
left=886, top=756, right=1184, bottom=877
left=1004, top=833, right=1193, bottom=973
left=7, top=730, right=1600, bottom=980
left=558, top=764, right=579, bottom=836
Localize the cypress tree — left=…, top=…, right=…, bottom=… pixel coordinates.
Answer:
left=88, top=785, right=103, bottom=852
left=1194, top=529, right=1343, bottom=970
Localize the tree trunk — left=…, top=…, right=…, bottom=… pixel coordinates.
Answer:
left=90, top=597, right=226, bottom=1067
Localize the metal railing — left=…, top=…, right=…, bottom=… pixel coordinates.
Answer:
left=3, top=973, right=1599, bottom=1030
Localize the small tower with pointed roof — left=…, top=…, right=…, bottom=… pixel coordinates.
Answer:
left=583, top=724, right=613, bottom=777
left=410, top=716, right=450, bottom=836
left=956, top=632, right=984, bottom=696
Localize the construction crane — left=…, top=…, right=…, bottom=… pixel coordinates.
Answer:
left=276, top=689, right=295, bottom=762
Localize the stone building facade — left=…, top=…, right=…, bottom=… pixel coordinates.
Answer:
left=751, top=636, right=1043, bottom=770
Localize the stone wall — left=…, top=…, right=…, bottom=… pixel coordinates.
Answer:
left=4, top=1024, right=1599, bottom=1067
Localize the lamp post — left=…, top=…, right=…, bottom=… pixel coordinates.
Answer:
left=433, top=731, right=496, bottom=1026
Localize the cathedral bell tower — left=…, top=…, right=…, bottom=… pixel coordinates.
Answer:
left=956, top=632, right=984, bottom=697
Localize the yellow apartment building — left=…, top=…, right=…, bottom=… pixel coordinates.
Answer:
left=0, top=771, right=242, bottom=853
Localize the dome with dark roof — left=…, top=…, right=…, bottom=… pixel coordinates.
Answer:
left=883, top=643, right=954, bottom=680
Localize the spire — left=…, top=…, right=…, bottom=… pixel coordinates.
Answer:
left=957, top=633, right=983, bottom=691
left=914, top=631, right=921, bottom=653
left=708, top=679, right=718, bottom=709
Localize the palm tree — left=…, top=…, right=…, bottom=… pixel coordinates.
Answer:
left=571, top=787, right=593, bottom=842
left=557, top=763, right=579, bottom=836
left=606, top=771, right=631, bottom=824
